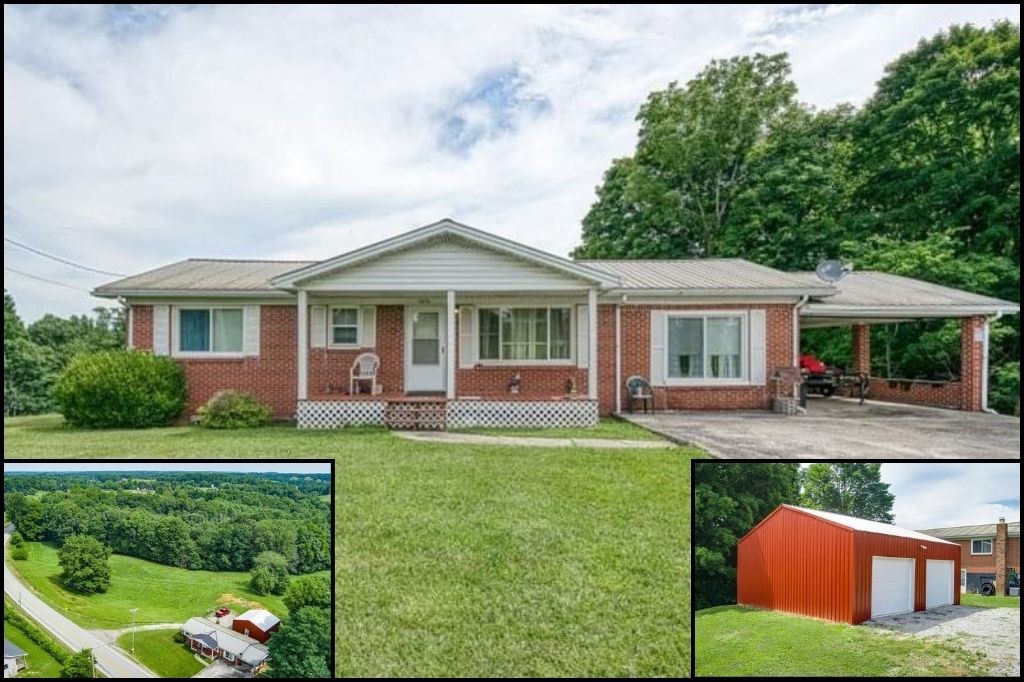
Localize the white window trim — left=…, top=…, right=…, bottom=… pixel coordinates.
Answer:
left=971, top=538, right=993, bottom=555
left=476, top=305, right=575, bottom=365
left=223, top=651, right=235, bottom=662
left=173, top=306, right=246, bottom=358
left=664, top=311, right=750, bottom=386
left=328, top=305, right=361, bottom=348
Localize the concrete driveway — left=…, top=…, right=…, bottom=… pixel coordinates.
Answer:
left=864, top=604, right=1019, bottom=677
left=621, top=398, right=1019, bottom=459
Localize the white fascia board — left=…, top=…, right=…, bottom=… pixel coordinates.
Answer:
left=802, top=304, right=1021, bottom=318
left=93, top=289, right=294, bottom=299
left=270, top=219, right=621, bottom=289
left=605, top=288, right=832, bottom=299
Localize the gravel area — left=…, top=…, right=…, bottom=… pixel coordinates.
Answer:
left=865, top=605, right=1020, bottom=676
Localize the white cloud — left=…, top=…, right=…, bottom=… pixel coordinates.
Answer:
left=882, top=463, right=1021, bottom=530
left=4, top=4, right=1019, bottom=320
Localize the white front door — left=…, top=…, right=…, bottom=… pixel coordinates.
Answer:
left=871, top=556, right=915, bottom=618
left=405, top=307, right=446, bottom=393
left=926, top=560, right=954, bottom=608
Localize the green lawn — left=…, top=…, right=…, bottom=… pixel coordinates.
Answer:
left=115, top=629, right=205, bottom=678
left=3, top=618, right=67, bottom=679
left=5, top=414, right=696, bottom=677
left=7, top=540, right=326, bottom=629
left=960, top=593, right=1020, bottom=608
left=695, top=605, right=993, bottom=677
left=458, top=416, right=662, bottom=440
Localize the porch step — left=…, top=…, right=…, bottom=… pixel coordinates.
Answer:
left=384, top=399, right=447, bottom=430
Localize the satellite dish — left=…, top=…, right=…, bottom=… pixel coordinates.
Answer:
left=815, top=260, right=849, bottom=283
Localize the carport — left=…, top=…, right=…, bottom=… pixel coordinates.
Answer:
left=798, top=272, right=1019, bottom=412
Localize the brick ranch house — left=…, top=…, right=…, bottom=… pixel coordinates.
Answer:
left=181, top=617, right=269, bottom=673
left=94, top=219, right=1019, bottom=428
left=919, top=518, right=1020, bottom=595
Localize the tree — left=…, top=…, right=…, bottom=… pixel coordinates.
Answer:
left=58, top=535, right=112, bottom=593
left=800, top=463, right=895, bottom=523
left=61, top=649, right=94, bottom=678
left=11, top=545, right=29, bottom=561
left=4, top=290, right=60, bottom=415
left=266, top=606, right=331, bottom=678
left=693, top=463, right=799, bottom=609
left=6, top=492, right=46, bottom=540
left=294, top=522, right=330, bottom=573
left=575, top=53, right=797, bottom=259
left=283, top=575, right=331, bottom=614
left=250, top=551, right=289, bottom=595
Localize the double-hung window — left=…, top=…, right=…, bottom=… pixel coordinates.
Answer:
left=331, top=307, right=359, bottom=346
left=478, top=307, right=572, bottom=362
left=971, top=538, right=993, bottom=555
left=179, top=308, right=243, bottom=354
left=666, top=313, right=745, bottom=381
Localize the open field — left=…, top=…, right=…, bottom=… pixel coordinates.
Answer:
left=8, top=541, right=326, bottom=629
left=695, top=605, right=993, bottom=676
left=960, top=593, right=1020, bottom=609
left=116, top=628, right=205, bottom=678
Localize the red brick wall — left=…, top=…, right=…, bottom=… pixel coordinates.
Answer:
left=131, top=305, right=154, bottom=349
left=615, top=303, right=796, bottom=413
left=308, top=306, right=404, bottom=396
left=960, top=316, right=985, bottom=412
left=851, top=324, right=870, bottom=374
left=953, top=536, right=1020, bottom=572
left=864, top=379, right=963, bottom=409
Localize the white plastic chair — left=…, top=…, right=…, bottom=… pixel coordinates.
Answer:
left=350, top=352, right=381, bottom=395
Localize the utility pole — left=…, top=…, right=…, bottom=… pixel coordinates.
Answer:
left=129, top=607, right=139, bottom=654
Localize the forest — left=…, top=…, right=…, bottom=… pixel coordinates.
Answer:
left=4, top=471, right=331, bottom=574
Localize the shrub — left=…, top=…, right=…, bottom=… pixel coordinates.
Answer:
left=174, top=631, right=186, bottom=644
left=989, top=361, right=1020, bottom=416
left=53, top=350, right=186, bottom=428
left=196, top=390, right=271, bottom=429
left=11, top=545, right=29, bottom=560
left=4, top=604, right=69, bottom=665
left=10, top=531, right=24, bottom=546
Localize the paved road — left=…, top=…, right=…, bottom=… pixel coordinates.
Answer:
left=3, top=525, right=158, bottom=678
left=622, top=397, right=1020, bottom=459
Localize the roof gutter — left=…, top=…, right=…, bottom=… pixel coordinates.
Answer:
left=982, top=311, right=1004, bottom=414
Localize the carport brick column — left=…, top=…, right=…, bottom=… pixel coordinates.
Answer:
left=995, top=518, right=1007, bottom=595
left=960, top=316, right=985, bottom=412
left=851, top=324, right=871, bottom=375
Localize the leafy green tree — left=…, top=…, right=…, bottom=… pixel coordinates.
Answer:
left=57, top=534, right=112, bottom=594
left=800, top=463, right=895, bottom=523
left=61, top=649, right=94, bottom=678
left=6, top=492, right=46, bottom=540
left=266, top=606, right=331, bottom=678
left=283, top=575, right=331, bottom=614
left=575, top=53, right=797, bottom=259
left=693, top=463, right=799, bottom=610
left=294, top=522, right=330, bottom=573
left=252, top=520, right=298, bottom=571
left=250, top=551, right=289, bottom=595
left=4, top=291, right=60, bottom=415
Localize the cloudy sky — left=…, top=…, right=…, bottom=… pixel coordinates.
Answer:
left=881, top=463, right=1019, bottom=530
left=4, top=4, right=1019, bottom=321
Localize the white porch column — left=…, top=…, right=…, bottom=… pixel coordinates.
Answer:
left=588, top=288, right=598, bottom=400
left=297, top=289, right=308, bottom=401
left=446, top=289, right=457, bottom=399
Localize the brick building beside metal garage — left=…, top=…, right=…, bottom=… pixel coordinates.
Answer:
left=737, top=505, right=961, bottom=624
left=917, top=518, right=1020, bottom=595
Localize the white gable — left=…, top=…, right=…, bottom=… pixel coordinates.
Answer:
left=305, top=236, right=593, bottom=292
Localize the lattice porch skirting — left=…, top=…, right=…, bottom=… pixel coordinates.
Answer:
left=297, top=399, right=599, bottom=429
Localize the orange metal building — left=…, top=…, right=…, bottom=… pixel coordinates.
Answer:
left=737, top=505, right=960, bottom=624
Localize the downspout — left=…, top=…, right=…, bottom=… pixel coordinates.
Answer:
left=793, top=295, right=810, bottom=366
left=614, top=300, right=622, bottom=414
left=982, top=311, right=1003, bottom=414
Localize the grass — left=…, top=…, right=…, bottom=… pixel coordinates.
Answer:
left=7, top=540, right=326, bottom=629
left=457, top=416, right=662, bottom=440
left=960, top=593, right=1020, bottom=608
left=115, top=629, right=205, bottom=678
left=695, top=605, right=994, bottom=677
left=5, top=414, right=697, bottom=677
left=3, top=600, right=68, bottom=679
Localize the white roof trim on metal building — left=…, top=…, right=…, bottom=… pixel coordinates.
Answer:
left=783, top=505, right=959, bottom=545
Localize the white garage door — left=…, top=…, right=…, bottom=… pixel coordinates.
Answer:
left=872, top=556, right=915, bottom=618
left=926, top=559, right=954, bottom=608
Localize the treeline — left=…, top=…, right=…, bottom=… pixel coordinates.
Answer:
left=4, top=289, right=126, bottom=415
left=4, top=472, right=330, bottom=574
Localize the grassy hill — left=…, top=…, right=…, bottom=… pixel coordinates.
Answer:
left=116, top=628, right=205, bottom=678
left=8, top=541, right=327, bottom=629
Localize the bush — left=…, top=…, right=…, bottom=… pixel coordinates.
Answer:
left=989, top=361, right=1020, bottom=416
left=196, top=390, right=271, bottom=429
left=4, top=603, right=69, bottom=665
left=11, top=545, right=29, bottom=560
left=174, top=630, right=186, bottom=644
left=53, top=350, right=186, bottom=428
left=10, top=531, right=24, bottom=547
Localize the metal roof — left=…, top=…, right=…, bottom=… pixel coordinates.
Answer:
left=236, top=609, right=280, bottom=631
left=4, top=639, right=27, bottom=658
left=93, top=259, right=315, bottom=297
left=182, top=617, right=269, bottom=666
left=783, top=505, right=959, bottom=545
left=581, top=259, right=835, bottom=295
left=801, top=272, right=1019, bottom=318
left=917, top=521, right=1020, bottom=540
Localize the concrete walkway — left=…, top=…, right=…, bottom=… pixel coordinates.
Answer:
left=394, top=431, right=675, bottom=449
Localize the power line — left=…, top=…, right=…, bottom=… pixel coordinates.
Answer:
left=4, top=236, right=126, bottom=277
left=4, top=266, right=95, bottom=294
